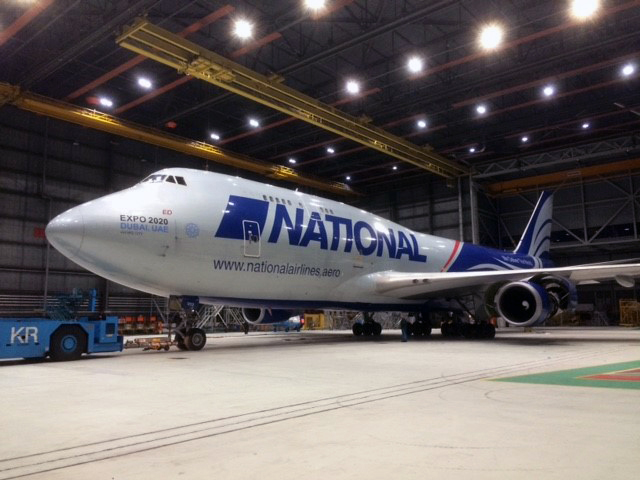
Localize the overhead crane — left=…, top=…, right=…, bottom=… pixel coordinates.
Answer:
left=0, top=83, right=354, bottom=196
left=116, top=18, right=468, bottom=179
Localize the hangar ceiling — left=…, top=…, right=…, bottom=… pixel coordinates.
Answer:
left=0, top=0, right=639, bottom=195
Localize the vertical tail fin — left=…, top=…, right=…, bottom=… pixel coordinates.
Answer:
left=513, top=191, right=553, bottom=258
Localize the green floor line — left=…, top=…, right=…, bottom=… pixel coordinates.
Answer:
left=494, top=360, right=640, bottom=390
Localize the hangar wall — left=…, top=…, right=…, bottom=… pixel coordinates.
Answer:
left=1, top=109, right=638, bottom=319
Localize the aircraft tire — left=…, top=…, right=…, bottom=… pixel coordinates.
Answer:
left=185, top=328, right=207, bottom=351
left=49, top=326, right=87, bottom=361
left=372, top=322, right=382, bottom=336
left=352, top=323, right=363, bottom=336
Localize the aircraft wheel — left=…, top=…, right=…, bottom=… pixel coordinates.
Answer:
left=352, top=323, right=363, bottom=336
left=49, top=326, right=87, bottom=361
left=372, top=322, right=382, bottom=336
left=185, top=328, right=207, bottom=351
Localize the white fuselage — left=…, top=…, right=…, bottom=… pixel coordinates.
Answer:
left=46, top=168, right=465, bottom=309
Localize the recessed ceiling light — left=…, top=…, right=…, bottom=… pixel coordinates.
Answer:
left=210, top=132, right=220, bottom=141
left=392, top=166, right=398, bottom=171
left=288, top=158, right=296, bottom=164
left=476, top=104, right=487, bottom=115
left=521, top=136, right=529, bottom=143
left=248, top=118, right=260, bottom=128
left=569, top=0, right=600, bottom=20
left=622, top=63, right=636, bottom=77
left=99, top=97, right=113, bottom=108
left=233, top=18, right=253, bottom=39
left=469, top=147, right=476, bottom=153
left=345, top=80, right=360, bottom=95
left=407, top=56, right=424, bottom=73
left=543, top=85, right=555, bottom=97
left=417, top=119, right=427, bottom=129
left=326, top=147, right=335, bottom=154
left=478, top=23, right=504, bottom=51
left=582, top=122, right=590, bottom=129
left=137, top=77, right=152, bottom=89
left=345, top=175, right=351, bottom=181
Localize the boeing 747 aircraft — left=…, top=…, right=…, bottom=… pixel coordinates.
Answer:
left=45, top=168, right=640, bottom=350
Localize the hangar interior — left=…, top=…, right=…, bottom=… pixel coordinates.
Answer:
left=1, top=0, right=639, bottom=325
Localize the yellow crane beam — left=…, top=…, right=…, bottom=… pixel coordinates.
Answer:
left=0, top=83, right=356, bottom=196
left=116, top=18, right=467, bottom=179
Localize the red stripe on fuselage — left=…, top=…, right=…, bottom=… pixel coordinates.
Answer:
left=441, top=240, right=461, bottom=272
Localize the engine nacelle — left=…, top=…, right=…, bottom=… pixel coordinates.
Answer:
left=491, top=281, right=552, bottom=327
left=241, top=308, right=300, bottom=325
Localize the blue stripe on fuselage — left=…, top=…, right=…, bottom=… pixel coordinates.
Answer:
left=215, top=195, right=269, bottom=240
left=448, top=243, right=553, bottom=272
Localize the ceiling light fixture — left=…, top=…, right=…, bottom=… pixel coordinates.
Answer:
left=345, top=80, right=360, bottom=95
left=622, top=63, right=636, bottom=77
left=326, top=147, right=335, bottom=154
left=521, top=136, right=529, bottom=143
left=570, top=0, right=601, bottom=20
left=248, top=118, right=260, bottom=128
left=476, top=104, right=487, bottom=115
left=210, top=132, right=220, bottom=141
left=478, top=23, right=504, bottom=51
left=407, top=56, right=424, bottom=73
left=543, top=85, right=555, bottom=97
left=417, top=119, right=427, bottom=129
left=582, top=122, right=590, bottom=129
left=233, top=18, right=253, bottom=39
left=137, top=77, right=152, bottom=89
left=304, top=0, right=326, bottom=11
left=98, top=97, right=113, bottom=108
left=288, top=158, right=296, bottom=164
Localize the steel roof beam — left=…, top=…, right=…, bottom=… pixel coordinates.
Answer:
left=116, top=18, right=467, bottom=178
left=0, top=83, right=355, bottom=197
left=0, top=0, right=55, bottom=48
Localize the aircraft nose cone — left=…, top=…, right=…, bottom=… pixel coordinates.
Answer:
left=46, top=205, right=85, bottom=258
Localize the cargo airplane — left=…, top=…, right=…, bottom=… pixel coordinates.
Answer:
left=46, top=168, right=640, bottom=350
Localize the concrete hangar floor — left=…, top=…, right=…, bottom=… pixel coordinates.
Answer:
left=1, top=327, right=639, bottom=480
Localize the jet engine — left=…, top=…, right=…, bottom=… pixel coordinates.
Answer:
left=241, top=308, right=300, bottom=325
left=485, top=275, right=577, bottom=327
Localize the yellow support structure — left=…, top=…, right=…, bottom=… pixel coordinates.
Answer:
left=0, top=83, right=356, bottom=196
left=116, top=18, right=468, bottom=179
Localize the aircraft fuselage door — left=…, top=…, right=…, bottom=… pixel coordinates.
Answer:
left=243, top=220, right=261, bottom=257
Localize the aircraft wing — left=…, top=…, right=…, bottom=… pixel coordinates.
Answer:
left=373, top=263, right=640, bottom=300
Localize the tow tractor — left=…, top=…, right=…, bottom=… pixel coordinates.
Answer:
left=0, top=289, right=123, bottom=361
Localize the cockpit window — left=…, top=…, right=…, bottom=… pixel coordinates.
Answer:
left=176, top=176, right=187, bottom=186
left=142, top=174, right=167, bottom=183
left=166, top=176, right=176, bottom=184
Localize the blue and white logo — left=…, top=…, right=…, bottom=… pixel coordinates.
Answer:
left=185, top=223, right=200, bottom=238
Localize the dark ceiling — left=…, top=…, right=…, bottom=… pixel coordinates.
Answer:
left=1, top=0, right=639, bottom=194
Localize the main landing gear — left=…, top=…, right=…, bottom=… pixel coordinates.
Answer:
left=352, top=313, right=382, bottom=337
left=409, top=312, right=432, bottom=337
